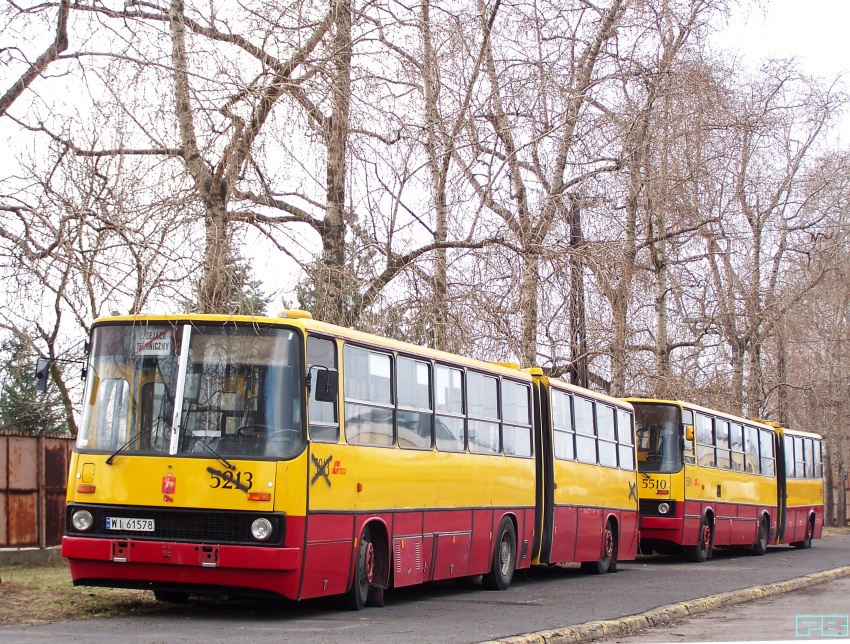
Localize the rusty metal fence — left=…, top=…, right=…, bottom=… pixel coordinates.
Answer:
left=0, top=434, right=74, bottom=547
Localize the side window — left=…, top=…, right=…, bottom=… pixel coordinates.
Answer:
left=759, top=428, right=775, bottom=477
left=730, top=423, right=745, bottom=472
left=574, top=397, right=596, bottom=464
left=814, top=440, right=823, bottom=478
left=804, top=438, right=815, bottom=479
left=794, top=436, right=805, bottom=479
left=502, top=380, right=532, bottom=457
left=785, top=433, right=796, bottom=478
left=307, top=336, right=339, bottom=443
left=343, top=345, right=393, bottom=446
left=617, top=409, right=635, bottom=470
left=435, top=364, right=465, bottom=452
left=552, top=390, right=575, bottom=461
left=682, top=408, right=696, bottom=463
left=596, top=404, right=617, bottom=468
left=696, top=413, right=715, bottom=468
left=467, top=372, right=499, bottom=454
left=397, top=357, right=433, bottom=450
left=744, top=425, right=760, bottom=474
left=715, top=420, right=731, bottom=470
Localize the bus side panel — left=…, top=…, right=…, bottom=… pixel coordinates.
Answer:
left=300, top=513, right=355, bottom=599
left=734, top=504, right=759, bottom=544
left=682, top=500, right=704, bottom=546
left=550, top=505, right=578, bottom=563
left=469, top=509, right=494, bottom=576
left=574, top=507, right=604, bottom=562
left=618, top=510, right=639, bottom=560
left=712, top=505, right=733, bottom=546
left=427, top=509, right=472, bottom=581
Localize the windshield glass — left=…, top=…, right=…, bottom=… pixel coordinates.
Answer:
left=77, top=322, right=304, bottom=460
left=633, top=403, right=683, bottom=473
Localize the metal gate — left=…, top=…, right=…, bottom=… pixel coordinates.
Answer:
left=0, top=434, right=74, bottom=547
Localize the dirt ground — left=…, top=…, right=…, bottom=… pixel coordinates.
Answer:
left=0, top=560, right=163, bottom=625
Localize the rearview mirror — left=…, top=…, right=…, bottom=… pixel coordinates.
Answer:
left=35, top=358, right=50, bottom=393
left=313, top=368, right=339, bottom=403
left=684, top=424, right=695, bottom=442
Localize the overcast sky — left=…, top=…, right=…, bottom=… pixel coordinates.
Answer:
left=717, top=0, right=848, bottom=78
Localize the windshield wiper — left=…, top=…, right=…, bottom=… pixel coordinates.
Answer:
left=106, top=432, right=143, bottom=465
left=184, top=430, right=237, bottom=471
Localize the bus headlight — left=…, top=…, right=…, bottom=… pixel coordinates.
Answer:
left=72, top=509, right=94, bottom=531
left=657, top=502, right=671, bottom=515
left=251, top=518, right=273, bottom=541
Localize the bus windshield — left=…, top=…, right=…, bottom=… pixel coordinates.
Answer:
left=633, top=403, right=683, bottom=473
left=77, top=323, right=304, bottom=460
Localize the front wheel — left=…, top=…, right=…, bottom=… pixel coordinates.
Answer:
left=686, top=516, right=712, bottom=563
left=345, top=526, right=375, bottom=610
left=482, top=517, right=516, bottom=591
left=581, top=519, right=617, bottom=574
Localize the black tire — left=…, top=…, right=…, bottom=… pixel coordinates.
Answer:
left=581, top=519, right=617, bottom=574
left=482, top=517, right=516, bottom=591
left=153, top=590, right=190, bottom=604
left=751, top=516, right=769, bottom=556
left=686, top=516, right=712, bottom=563
left=792, top=518, right=814, bottom=549
left=345, top=526, right=374, bottom=610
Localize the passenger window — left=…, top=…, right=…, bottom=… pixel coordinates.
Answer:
left=397, top=357, right=433, bottom=450
left=343, top=346, right=393, bottom=446
left=804, top=438, right=815, bottom=478
left=574, top=397, right=596, bottom=464
left=596, top=405, right=617, bottom=468
left=730, top=423, right=745, bottom=472
left=695, top=413, right=715, bottom=468
left=715, top=420, right=731, bottom=470
left=467, top=372, right=499, bottom=454
left=502, top=380, right=531, bottom=457
left=745, top=425, right=760, bottom=474
left=552, top=390, right=575, bottom=461
left=759, top=429, right=775, bottom=477
left=814, top=440, right=823, bottom=478
left=308, top=336, right=339, bottom=443
left=617, top=409, right=635, bottom=470
left=435, top=364, right=464, bottom=452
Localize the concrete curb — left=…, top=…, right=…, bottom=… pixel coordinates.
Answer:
left=480, top=565, right=850, bottom=644
left=0, top=546, right=63, bottom=567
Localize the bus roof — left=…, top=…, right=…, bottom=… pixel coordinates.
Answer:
left=625, top=398, right=776, bottom=430
left=90, top=311, right=534, bottom=381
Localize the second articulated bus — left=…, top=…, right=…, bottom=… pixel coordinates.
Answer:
left=628, top=399, right=824, bottom=562
left=62, top=311, right=638, bottom=607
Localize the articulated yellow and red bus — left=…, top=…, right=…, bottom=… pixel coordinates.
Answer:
left=627, top=399, right=824, bottom=561
left=63, top=312, right=638, bottom=607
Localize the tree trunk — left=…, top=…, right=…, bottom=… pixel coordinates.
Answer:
left=316, top=0, right=352, bottom=325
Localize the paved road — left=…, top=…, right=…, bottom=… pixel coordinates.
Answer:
left=599, top=574, right=850, bottom=643
left=3, top=532, right=849, bottom=643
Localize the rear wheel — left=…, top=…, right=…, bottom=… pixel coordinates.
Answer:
left=751, top=516, right=769, bottom=556
left=482, top=517, right=516, bottom=591
left=686, top=516, right=712, bottom=563
left=792, top=518, right=813, bottom=549
left=345, top=526, right=375, bottom=610
left=581, top=519, right=617, bottom=574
